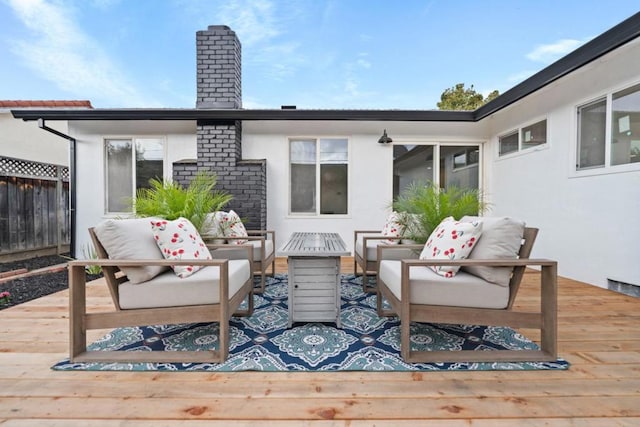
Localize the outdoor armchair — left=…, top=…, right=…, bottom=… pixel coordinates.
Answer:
left=68, top=218, right=254, bottom=364
left=376, top=220, right=558, bottom=363
left=204, top=229, right=276, bottom=293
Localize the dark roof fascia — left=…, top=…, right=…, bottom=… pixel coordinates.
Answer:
left=474, top=11, right=640, bottom=120
left=11, top=108, right=474, bottom=122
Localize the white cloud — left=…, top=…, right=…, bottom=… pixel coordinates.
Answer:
left=217, top=0, right=280, bottom=46
left=526, top=38, right=585, bottom=64
left=6, top=0, right=157, bottom=107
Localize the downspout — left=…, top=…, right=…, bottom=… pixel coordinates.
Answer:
left=37, top=119, right=77, bottom=258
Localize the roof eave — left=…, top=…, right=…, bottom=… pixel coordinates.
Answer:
left=11, top=108, right=475, bottom=122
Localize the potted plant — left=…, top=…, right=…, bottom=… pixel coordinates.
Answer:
left=132, top=171, right=232, bottom=232
left=392, top=181, right=488, bottom=244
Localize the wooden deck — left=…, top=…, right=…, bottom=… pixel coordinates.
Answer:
left=1, top=256, right=639, bottom=426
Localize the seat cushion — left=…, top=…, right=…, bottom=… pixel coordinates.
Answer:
left=378, top=260, right=509, bottom=309
left=118, top=259, right=251, bottom=309
left=460, top=216, right=525, bottom=287
left=356, top=235, right=415, bottom=262
left=93, top=218, right=168, bottom=284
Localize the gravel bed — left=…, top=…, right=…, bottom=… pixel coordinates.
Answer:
left=0, top=254, right=101, bottom=310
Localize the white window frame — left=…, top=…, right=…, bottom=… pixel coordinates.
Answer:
left=498, top=118, right=549, bottom=158
left=287, top=136, right=350, bottom=217
left=104, top=136, right=167, bottom=214
left=573, top=81, right=640, bottom=177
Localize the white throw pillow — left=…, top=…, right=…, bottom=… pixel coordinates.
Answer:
left=220, top=210, right=248, bottom=245
left=150, top=217, right=212, bottom=278
left=93, top=218, right=168, bottom=284
left=460, top=216, right=526, bottom=287
left=201, top=211, right=227, bottom=242
left=381, top=211, right=404, bottom=245
left=419, top=217, right=483, bottom=278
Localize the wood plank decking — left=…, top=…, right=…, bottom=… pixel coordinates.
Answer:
left=1, top=257, right=639, bottom=426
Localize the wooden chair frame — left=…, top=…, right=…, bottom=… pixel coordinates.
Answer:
left=67, top=228, right=255, bottom=364
left=205, top=229, right=276, bottom=293
left=376, top=227, right=558, bottom=363
left=353, top=230, right=403, bottom=293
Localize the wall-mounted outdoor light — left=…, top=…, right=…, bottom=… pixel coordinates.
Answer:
left=378, top=129, right=393, bottom=144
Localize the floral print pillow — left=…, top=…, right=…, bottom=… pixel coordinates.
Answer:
left=419, top=217, right=483, bottom=278
left=150, top=217, right=212, bottom=278
left=220, top=210, right=248, bottom=245
left=381, top=211, right=404, bottom=245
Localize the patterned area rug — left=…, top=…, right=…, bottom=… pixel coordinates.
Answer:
left=52, top=274, right=569, bottom=372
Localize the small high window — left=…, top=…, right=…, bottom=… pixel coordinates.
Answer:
left=499, top=119, right=547, bottom=157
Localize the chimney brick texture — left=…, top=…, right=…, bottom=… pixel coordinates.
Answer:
left=174, top=25, right=266, bottom=231
left=196, top=25, right=242, bottom=109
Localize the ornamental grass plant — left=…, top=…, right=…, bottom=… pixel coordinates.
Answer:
left=392, top=181, right=488, bottom=244
left=132, top=171, right=232, bottom=232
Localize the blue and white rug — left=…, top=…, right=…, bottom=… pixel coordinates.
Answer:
left=52, top=274, right=569, bottom=372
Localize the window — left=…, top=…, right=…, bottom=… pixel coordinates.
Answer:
left=289, top=138, right=348, bottom=215
left=577, top=83, right=640, bottom=171
left=611, top=84, right=640, bottom=166
left=577, top=98, right=606, bottom=169
left=453, top=147, right=479, bottom=170
left=498, top=119, right=547, bottom=156
left=393, top=144, right=480, bottom=199
left=105, top=138, right=164, bottom=213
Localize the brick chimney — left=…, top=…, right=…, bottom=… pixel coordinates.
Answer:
left=196, top=25, right=242, bottom=109
left=173, top=25, right=266, bottom=231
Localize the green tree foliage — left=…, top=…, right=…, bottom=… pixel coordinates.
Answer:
left=132, top=171, right=232, bottom=232
left=437, top=83, right=499, bottom=110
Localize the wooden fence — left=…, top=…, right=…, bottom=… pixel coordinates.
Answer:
left=0, top=156, right=70, bottom=260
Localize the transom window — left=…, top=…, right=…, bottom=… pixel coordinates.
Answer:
left=289, top=138, right=348, bottom=215
left=577, top=83, right=640, bottom=171
left=105, top=138, right=164, bottom=213
left=499, top=119, right=547, bottom=156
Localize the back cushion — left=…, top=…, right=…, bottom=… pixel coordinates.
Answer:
left=93, top=218, right=168, bottom=284
left=460, top=216, right=525, bottom=287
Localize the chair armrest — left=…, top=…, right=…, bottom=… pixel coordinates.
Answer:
left=68, top=258, right=240, bottom=268
left=400, top=258, right=557, bottom=268
left=246, top=230, right=275, bottom=240
left=376, top=244, right=423, bottom=261
left=208, top=243, right=254, bottom=264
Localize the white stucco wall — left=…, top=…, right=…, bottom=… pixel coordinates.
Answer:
left=242, top=120, right=487, bottom=254
left=0, top=111, right=70, bottom=166
left=69, top=120, right=196, bottom=253
left=483, top=38, right=640, bottom=288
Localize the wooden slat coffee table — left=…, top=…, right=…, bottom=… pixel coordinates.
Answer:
left=280, top=232, right=350, bottom=327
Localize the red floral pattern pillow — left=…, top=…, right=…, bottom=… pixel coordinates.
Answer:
left=381, top=212, right=404, bottom=245
left=150, top=217, right=212, bottom=278
left=419, top=217, right=483, bottom=278
left=220, top=210, right=248, bottom=245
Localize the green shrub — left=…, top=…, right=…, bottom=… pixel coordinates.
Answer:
left=132, top=171, right=232, bottom=232
left=392, top=181, right=488, bottom=244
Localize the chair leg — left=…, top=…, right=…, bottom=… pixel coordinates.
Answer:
left=376, top=290, right=396, bottom=317
left=363, top=271, right=377, bottom=294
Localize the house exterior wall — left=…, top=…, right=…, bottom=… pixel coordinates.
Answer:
left=69, top=120, right=196, bottom=253
left=483, top=38, right=640, bottom=288
left=242, top=120, right=487, bottom=253
left=0, top=110, right=69, bottom=166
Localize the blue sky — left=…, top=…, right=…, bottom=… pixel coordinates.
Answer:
left=1, top=0, right=638, bottom=109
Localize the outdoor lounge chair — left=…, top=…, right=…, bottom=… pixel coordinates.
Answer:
left=204, top=229, right=276, bottom=293
left=354, top=230, right=414, bottom=293
left=376, top=219, right=558, bottom=363
left=68, top=218, right=254, bottom=364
